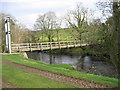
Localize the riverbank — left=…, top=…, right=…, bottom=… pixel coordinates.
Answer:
left=1, top=54, right=119, bottom=88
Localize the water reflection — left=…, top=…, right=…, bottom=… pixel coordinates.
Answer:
left=26, top=51, right=118, bottom=78
left=77, top=56, right=92, bottom=72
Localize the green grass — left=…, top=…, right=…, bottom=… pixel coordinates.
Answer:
left=1, top=54, right=119, bottom=87
left=2, top=63, right=76, bottom=88
left=36, top=28, right=76, bottom=42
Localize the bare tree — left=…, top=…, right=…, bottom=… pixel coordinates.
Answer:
left=34, top=12, right=60, bottom=42
left=65, top=3, right=88, bottom=41
left=54, top=19, right=62, bottom=41
left=11, top=23, right=29, bottom=43
left=96, top=0, right=113, bottom=20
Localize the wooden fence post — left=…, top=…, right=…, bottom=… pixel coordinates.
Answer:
left=37, top=43, right=39, bottom=49
left=67, top=41, right=69, bottom=48
left=74, top=41, right=76, bottom=47
left=38, top=43, right=40, bottom=50
left=18, top=44, right=20, bottom=52
left=58, top=42, right=61, bottom=49
left=50, top=42, right=52, bottom=50
left=76, top=41, right=79, bottom=47
left=79, top=41, right=81, bottom=47
left=40, top=43, right=43, bottom=51
left=29, top=43, right=32, bottom=51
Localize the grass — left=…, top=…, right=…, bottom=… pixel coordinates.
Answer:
left=35, top=28, right=76, bottom=42
left=1, top=54, right=119, bottom=87
left=2, top=63, right=76, bottom=88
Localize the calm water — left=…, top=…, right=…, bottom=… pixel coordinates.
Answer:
left=26, top=51, right=118, bottom=78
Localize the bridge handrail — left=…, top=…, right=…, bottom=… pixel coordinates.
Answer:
left=11, top=41, right=80, bottom=45
left=11, top=41, right=81, bottom=46
left=11, top=41, right=88, bottom=52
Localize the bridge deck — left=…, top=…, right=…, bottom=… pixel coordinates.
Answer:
left=11, top=41, right=88, bottom=52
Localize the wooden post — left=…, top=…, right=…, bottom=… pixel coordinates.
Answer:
left=18, top=44, right=20, bottom=52
left=74, top=41, right=76, bottom=47
left=37, top=43, right=39, bottom=49
left=79, top=41, right=81, bottom=47
left=50, top=42, right=52, bottom=50
left=76, top=41, right=78, bottom=47
left=47, top=42, right=48, bottom=48
left=40, top=43, right=43, bottom=51
left=27, top=43, right=29, bottom=50
left=29, top=43, right=32, bottom=51
left=38, top=43, right=40, bottom=50
left=67, top=41, right=69, bottom=48
left=58, top=42, right=61, bottom=49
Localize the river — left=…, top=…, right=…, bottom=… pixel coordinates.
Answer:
left=26, top=50, right=118, bottom=78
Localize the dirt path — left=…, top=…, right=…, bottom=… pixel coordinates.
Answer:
left=3, top=60, right=112, bottom=88
left=2, top=80, right=15, bottom=88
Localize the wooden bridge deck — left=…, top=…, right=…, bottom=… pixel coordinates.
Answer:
left=11, top=41, right=88, bottom=52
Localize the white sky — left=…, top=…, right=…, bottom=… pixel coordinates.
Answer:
left=0, top=0, right=104, bottom=30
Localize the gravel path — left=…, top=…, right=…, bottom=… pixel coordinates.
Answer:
left=3, top=60, right=112, bottom=88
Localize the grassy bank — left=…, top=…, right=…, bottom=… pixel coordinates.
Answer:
left=1, top=54, right=119, bottom=87
left=2, top=63, right=76, bottom=88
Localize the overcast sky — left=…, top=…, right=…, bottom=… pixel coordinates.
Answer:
left=0, top=0, right=104, bottom=30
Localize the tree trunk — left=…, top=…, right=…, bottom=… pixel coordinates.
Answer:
left=110, top=1, right=120, bottom=71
